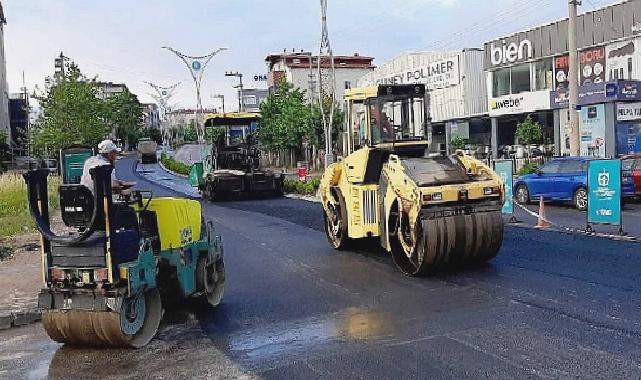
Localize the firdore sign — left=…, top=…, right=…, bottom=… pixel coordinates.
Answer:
left=489, top=40, right=533, bottom=66
left=374, top=57, right=460, bottom=90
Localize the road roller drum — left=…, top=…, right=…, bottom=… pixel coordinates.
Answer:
left=24, top=156, right=225, bottom=348
left=319, top=84, right=505, bottom=276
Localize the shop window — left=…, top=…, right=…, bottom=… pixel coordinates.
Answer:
left=511, top=63, right=531, bottom=94
left=492, top=68, right=510, bottom=97
left=535, top=59, right=553, bottom=90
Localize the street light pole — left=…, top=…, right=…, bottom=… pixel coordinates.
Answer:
left=225, top=72, right=244, bottom=112
left=162, top=46, right=227, bottom=144
left=145, top=81, right=180, bottom=147
left=568, top=0, right=581, bottom=156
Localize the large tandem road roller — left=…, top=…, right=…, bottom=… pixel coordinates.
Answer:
left=319, top=84, right=504, bottom=276
left=24, top=164, right=225, bottom=347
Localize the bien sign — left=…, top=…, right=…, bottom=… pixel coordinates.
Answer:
left=490, top=39, right=533, bottom=66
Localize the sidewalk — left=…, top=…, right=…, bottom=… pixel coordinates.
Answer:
left=0, top=233, right=42, bottom=330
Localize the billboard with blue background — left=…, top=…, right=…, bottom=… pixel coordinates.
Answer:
left=587, top=159, right=622, bottom=226
left=494, top=160, right=513, bottom=214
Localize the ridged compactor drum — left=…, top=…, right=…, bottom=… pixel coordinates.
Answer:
left=318, top=84, right=505, bottom=276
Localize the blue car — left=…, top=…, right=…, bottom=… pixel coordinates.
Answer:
left=514, top=157, right=635, bottom=211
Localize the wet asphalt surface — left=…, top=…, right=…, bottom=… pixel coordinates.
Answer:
left=1, top=155, right=641, bottom=379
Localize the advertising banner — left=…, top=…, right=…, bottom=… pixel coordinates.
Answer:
left=373, top=57, right=460, bottom=90
left=615, top=122, right=641, bottom=155
left=606, top=39, right=640, bottom=82
left=580, top=46, right=606, bottom=85
left=549, top=82, right=606, bottom=109
left=606, top=80, right=641, bottom=100
left=579, top=104, right=606, bottom=157
left=488, top=91, right=550, bottom=117
left=494, top=160, right=514, bottom=215
left=617, top=101, right=641, bottom=121
left=587, top=159, right=621, bottom=226
left=555, top=55, right=569, bottom=92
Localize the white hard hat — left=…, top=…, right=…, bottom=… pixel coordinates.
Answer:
left=98, top=139, right=118, bottom=154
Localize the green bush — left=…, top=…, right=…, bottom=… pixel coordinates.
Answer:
left=283, top=177, right=321, bottom=195
left=160, top=153, right=192, bottom=176
left=518, top=162, right=539, bottom=176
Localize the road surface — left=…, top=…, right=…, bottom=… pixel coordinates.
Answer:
left=1, top=155, right=641, bottom=379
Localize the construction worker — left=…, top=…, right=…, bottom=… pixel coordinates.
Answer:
left=80, top=139, right=136, bottom=193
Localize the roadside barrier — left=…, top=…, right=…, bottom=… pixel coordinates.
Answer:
left=513, top=200, right=637, bottom=242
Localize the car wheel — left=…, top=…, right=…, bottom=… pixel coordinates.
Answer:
left=515, top=185, right=530, bottom=205
left=573, top=187, right=588, bottom=211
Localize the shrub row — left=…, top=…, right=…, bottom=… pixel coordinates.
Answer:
left=160, top=153, right=192, bottom=176
left=283, top=177, right=321, bottom=195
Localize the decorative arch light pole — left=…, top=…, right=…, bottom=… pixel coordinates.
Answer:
left=145, top=81, right=180, bottom=146
left=318, top=0, right=336, bottom=167
left=162, top=46, right=227, bottom=144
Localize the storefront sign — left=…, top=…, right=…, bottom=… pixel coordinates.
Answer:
left=587, top=159, right=621, bottom=226
left=580, top=104, right=606, bottom=157
left=549, top=82, right=606, bottom=109
left=554, top=55, right=569, bottom=92
left=489, top=39, right=533, bottom=66
left=580, top=46, right=606, bottom=85
left=494, top=160, right=514, bottom=215
left=375, top=57, right=460, bottom=90
left=488, top=91, right=549, bottom=117
left=606, top=80, right=641, bottom=101
left=617, top=101, right=641, bottom=121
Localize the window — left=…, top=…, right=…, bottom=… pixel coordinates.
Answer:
left=492, top=68, right=510, bottom=97
left=344, top=81, right=351, bottom=90
left=540, top=161, right=561, bottom=174
left=535, top=59, right=553, bottom=90
left=511, top=63, right=531, bottom=93
left=559, top=160, right=583, bottom=173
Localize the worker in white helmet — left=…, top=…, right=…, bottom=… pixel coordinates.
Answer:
left=80, top=139, right=136, bottom=193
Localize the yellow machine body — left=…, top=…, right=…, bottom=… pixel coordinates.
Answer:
left=139, top=198, right=203, bottom=250
left=319, top=84, right=505, bottom=276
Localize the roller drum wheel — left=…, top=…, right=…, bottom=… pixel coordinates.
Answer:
left=324, top=189, right=350, bottom=250
left=390, top=211, right=504, bottom=276
left=41, top=289, right=163, bottom=348
left=197, top=256, right=225, bottom=307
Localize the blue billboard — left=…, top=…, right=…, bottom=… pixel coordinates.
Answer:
left=587, top=159, right=622, bottom=226
left=495, top=160, right=514, bottom=214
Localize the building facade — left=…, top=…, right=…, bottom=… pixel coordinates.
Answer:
left=9, top=92, right=28, bottom=156
left=241, top=88, right=268, bottom=113
left=483, top=0, right=641, bottom=158
left=357, top=49, right=489, bottom=154
left=142, top=103, right=160, bottom=129
left=265, top=51, right=375, bottom=102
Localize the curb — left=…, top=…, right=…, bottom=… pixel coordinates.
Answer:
left=0, top=309, right=41, bottom=331
left=284, top=193, right=321, bottom=203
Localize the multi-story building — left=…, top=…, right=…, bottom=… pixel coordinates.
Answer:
left=240, top=88, right=268, bottom=113
left=0, top=3, right=9, bottom=146
left=142, top=103, right=160, bottom=129
left=483, top=0, right=641, bottom=158
left=95, top=82, right=128, bottom=100
left=166, top=109, right=216, bottom=130
left=265, top=51, right=375, bottom=102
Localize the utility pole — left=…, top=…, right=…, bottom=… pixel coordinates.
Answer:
left=162, top=47, right=227, bottom=144
left=318, top=0, right=336, bottom=167
left=225, top=72, right=244, bottom=112
left=568, top=0, right=582, bottom=156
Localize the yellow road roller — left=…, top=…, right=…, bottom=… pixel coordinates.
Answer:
left=319, top=84, right=504, bottom=276
left=24, top=164, right=225, bottom=348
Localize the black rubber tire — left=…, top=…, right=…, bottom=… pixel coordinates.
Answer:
left=324, top=189, right=351, bottom=250
left=515, top=184, right=530, bottom=205
left=573, top=187, right=588, bottom=211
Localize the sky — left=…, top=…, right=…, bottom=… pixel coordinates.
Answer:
left=3, top=0, right=617, bottom=111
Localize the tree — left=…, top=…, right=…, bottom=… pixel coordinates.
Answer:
left=141, top=127, right=163, bottom=145
left=516, top=115, right=543, bottom=146
left=183, top=120, right=198, bottom=143
left=105, top=90, right=143, bottom=149
left=32, top=64, right=108, bottom=156
left=205, top=127, right=225, bottom=143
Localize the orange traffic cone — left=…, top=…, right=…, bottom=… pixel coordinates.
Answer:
left=536, top=196, right=551, bottom=229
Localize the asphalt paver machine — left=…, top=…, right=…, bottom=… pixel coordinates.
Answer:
left=24, top=152, right=225, bottom=348
left=191, top=112, right=284, bottom=201
left=319, top=84, right=505, bottom=276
